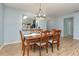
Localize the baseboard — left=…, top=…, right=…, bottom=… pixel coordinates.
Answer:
left=4, top=41, right=21, bottom=46
left=73, top=37, right=79, bottom=40
left=0, top=41, right=21, bottom=50
left=0, top=45, right=4, bottom=50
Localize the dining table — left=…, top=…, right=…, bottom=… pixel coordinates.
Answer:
left=24, top=32, right=42, bottom=56
left=24, top=31, right=55, bottom=56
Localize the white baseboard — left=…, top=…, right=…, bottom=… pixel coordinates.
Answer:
left=73, top=37, right=79, bottom=40
left=0, top=45, right=4, bottom=50
left=4, top=41, right=21, bottom=46
left=0, top=41, right=21, bottom=50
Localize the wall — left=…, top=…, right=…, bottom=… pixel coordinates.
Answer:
left=56, top=14, right=73, bottom=37
left=73, top=12, right=79, bottom=40
left=47, top=13, right=79, bottom=40
left=48, top=14, right=74, bottom=37
left=4, top=6, right=23, bottom=44
left=47, top=17, right=64, bottom=36
left=56, top=17, right=64, bottom=37
left=3, top=6, right=36, bottom=44
left=0, top=4, right=4, bottom=46
left=47, top=17, right=59, bottom=31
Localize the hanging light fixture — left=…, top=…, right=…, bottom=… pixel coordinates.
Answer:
left=36, top=3, right=46, bottom=18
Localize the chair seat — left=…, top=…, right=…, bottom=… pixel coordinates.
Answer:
left=24, top=41, right=35, bottom=46
left=36, top=42, right=46, bottom=46
left=48, top=39, right=57, bottom=43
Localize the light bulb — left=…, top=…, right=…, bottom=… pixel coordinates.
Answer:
left=38, top=14, right=41, bottom=16
left=23, top=16, right=27, bottom=19
left=43, top=14, right=46, bottom=17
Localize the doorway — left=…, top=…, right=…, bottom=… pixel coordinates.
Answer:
left=64, top=17, right=73, bottom=38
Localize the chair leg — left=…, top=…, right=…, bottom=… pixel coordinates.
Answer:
left=39, top=42, right=41, bottom=56
left=22, top=47, right=25, bottom=56
left=46, top=47, right=48, bottom=53
left=39, top=46, right=41, bottom=56
left=22, top=47, right=23, bottom=51
left=56, top=34, right=60, bottom=50
left=46, top=42, right=48, bottom=53
left=57, top=44, right=59, bottom=50
left=30, top=45, right=32, bottom=49
left=52, top=41, right=53, bottom=52
left=57, top=40, right=59, bottom=50
left=22, top=44, right=24, bottom=51
left=33, top=44, right=36, bottom=52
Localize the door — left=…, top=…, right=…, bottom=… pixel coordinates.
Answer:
left=64, top=17, right=73, bottom=37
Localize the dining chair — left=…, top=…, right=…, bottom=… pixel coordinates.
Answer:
left=48, top=29, right=61, bottom=52
left=20, top=31, right=35, bottom=56
left=48, top=29, right=57, bottom=52
left=56, top=29, right=61, bottom=50
left=20, top=31, right=26, bottom=56
left=36, top=30, right=49, bottom=56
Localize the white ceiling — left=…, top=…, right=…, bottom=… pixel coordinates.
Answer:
left=4, top=3, right=79, bottom=17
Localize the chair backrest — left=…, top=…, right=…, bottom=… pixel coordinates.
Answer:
left=52, top=29, right=61, bottom=40
left=56, top=29, right=61, bottom=34
left=20, top=31, right=25, bottom=47
left=40, top=30, right=48, bottom=42
left=52, top=29, right=61, bottom=35
left=52, top=29, right=57, bottom=39
left=56, top=29, right=61, bottom=39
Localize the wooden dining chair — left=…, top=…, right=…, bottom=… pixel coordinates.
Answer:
left=56, top=29, right=61, bottom=50
left=36, top=30, right=49, bottom=56
left=20, top=31, right=35, bottom=56
left=48, top=29, right=61, bottom=52
left=20, top=31, right=26, bottom=56
left=48, top=29, right=57, bottom=52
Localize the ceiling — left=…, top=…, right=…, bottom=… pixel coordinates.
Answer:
left=4, top=3, right=79, bottom=18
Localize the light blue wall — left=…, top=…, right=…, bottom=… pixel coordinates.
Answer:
left=4, top=6, right=23, bottom=44
left=54, top=13, right=79, bottom=40
left=3, top=6, right=36, bottom=44
left=56, top=17, right=64, bottom=37
left=73, top=12, right=79, bottom=39
left=0, top=4, right=4, bottom=46
left=47, top=18, right=59, bottom=31
left=55, top=14, right=73, bottom=37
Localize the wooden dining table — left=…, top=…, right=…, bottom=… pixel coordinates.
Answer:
left=24, top=31, right=55, bottom=56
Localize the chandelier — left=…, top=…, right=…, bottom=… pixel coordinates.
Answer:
left=36, top=3, right=46, bottom=18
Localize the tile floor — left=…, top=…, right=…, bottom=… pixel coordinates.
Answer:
left=0, top=37, right=79, bottom=56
